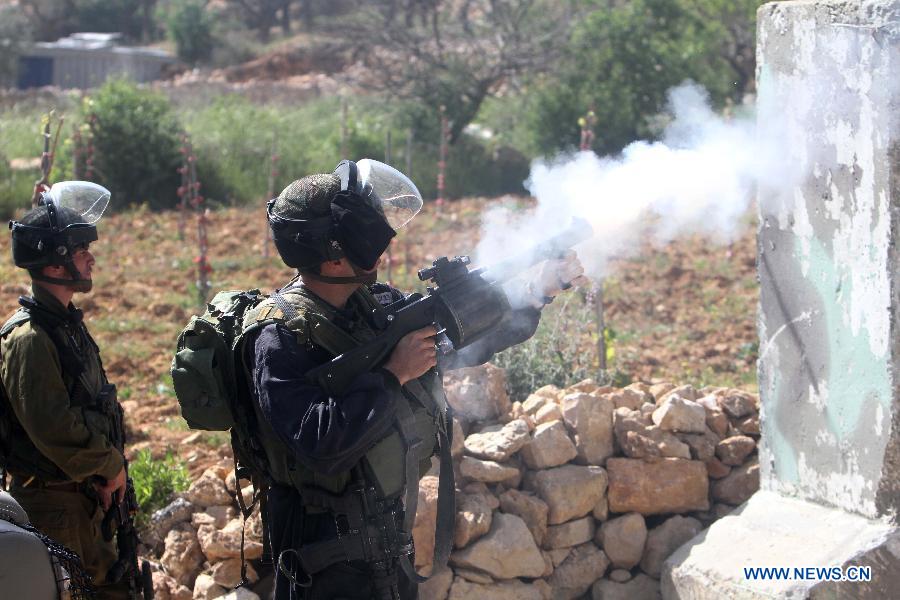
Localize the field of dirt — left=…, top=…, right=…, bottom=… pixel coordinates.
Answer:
left=0, top=197, right=758, bottom=474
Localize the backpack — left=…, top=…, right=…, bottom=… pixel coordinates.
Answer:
left=171, top=289, right=270, bottom=578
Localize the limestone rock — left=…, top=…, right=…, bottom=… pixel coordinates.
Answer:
left=548, top=547, right=571, bottom=566
left=592, top=573, right=660, bottom=600
left=735, top=414, right=760, bottom=435
left=660, top=384, right=699, bottom=403
left=459, top=456, right=520, bottom=482
left=548, top=543, right=610, bottom=600
left=711, top=459, right=759, bottom=505
left=191, top=505, right=236, bottom=529
left=533, top=384, right=562, bottom=400
left=451, top=418, right=465, bottom=457
left=498, top=488, right=549, bottom=547
left=151, top=498, right=195, bottom=539
left=444, top=364, right=511, bottom=422
left=219, top=589, right=261, bottom=600
left=593, top=495, right=609, bottom=521
left=161, top=523, right=204, bottom=588
left=447, top=577, right=545, bottom=600
left=211, top=558, right=258, bottom=589
left=454, top=490, right=494, bottom=548
left=520, top=420, right=578, bottom=469
left=640, top=515, right=703, bottom=577
left=561, top=393, right=615, bottom=465
left=192, top=573, right=225, bottom=600
left=614, top=410, right=691, bottom=459
left=705, top=457, right=731, bottom=479
left=719, top=391, right=757, bottom=418
left=534, top=402, right=563, bottom=424
left=715, top=435, right=756, bottom=466
left=456, top=567, right=494, bottom=584
left=705, top=408, right=730, bottom=438
left=677, top=427, right=720, bottom=461
left=649, top=382, right=676, bottom=401
left=543, top=516, right=595, bottom=549
left=526, top=464, right=608, bottom=524
left=418, top=565, right=453, bottom=600
left=152, top=571, right=192, bottom=600
left=540, top=551, right=554, bottom=577
left=609, top=569, right=632, bottom=583
left=197, top=519, right=263, bottom=562
left=449, top=513, right=546, bottom=579
left=652, top=396, right=706, bottom=433
left=184, top=470, right=233, bottom=508
left=599, top=512, right=647, bottom=569
left=463, top=419, right=530, bottom=461
left=523, top=394, right=549, bottom=415
left=568, top=379, right=608, bottom=395
left=607, top=458, right=709, bottom=515
left=606, top=388, right=647, bottom=410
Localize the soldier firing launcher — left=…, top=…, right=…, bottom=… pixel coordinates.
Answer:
left=306, top=217, right=593, bottom=396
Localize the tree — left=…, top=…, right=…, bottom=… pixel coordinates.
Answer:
left=223, top=0, right=282, bottom=42
left=165, top=0, right=215, bottom=65
left=341, top=0, right=577, bottom=144
left=18, top=0, right=160, bottom=42
left=524, top=0, right=764, bottom=156
left=87, top=79, right=183, bottom=209
left=0, top=5, right=33, bottom=87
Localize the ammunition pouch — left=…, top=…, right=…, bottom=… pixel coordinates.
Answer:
left=290, top=483, right=412, bottom=577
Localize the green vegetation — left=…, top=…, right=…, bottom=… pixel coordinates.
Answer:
left=164, top=0, right=215, bottom=65
left=88, top=79, right=183, bottom=209
left=129, top=448, right=191, bottom=528
left=495, top=289, right=631, bottom=401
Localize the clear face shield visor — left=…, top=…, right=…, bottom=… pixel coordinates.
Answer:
left=42, top=181, right=111, bottom=226
left=355, top=159, right=423, bottom=230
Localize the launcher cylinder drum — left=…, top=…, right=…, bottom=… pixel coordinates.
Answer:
left=434, top=275, right=507, bottom=348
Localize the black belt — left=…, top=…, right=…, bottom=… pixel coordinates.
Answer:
left=10, top=475, right=81, bottom=493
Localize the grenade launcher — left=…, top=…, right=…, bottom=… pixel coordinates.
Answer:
left=306, top=217, right=593, bottom=396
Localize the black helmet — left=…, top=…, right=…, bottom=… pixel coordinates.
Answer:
left=9, top=181, right=110, bottom=291
left=268, top=159, right=422, bottom=283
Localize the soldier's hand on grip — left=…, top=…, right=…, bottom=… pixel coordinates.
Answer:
left=94, top=465, right=127, bottom=510
left=383, top=326, right=438, bottom=386
left=537, top=250, right=586, bottom=298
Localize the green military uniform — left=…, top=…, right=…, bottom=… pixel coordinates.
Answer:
left=1, top=284, right=127, bottom=599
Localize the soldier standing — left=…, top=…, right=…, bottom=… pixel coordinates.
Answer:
left=242, top=160, right=583, bottom=599
left=1, top=181, right=130, bottom=599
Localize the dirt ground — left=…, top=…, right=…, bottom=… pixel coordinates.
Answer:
left=0, top=197, right=758, bottom=474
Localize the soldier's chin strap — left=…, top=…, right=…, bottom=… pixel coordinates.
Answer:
left=29, top=264, right=92, bottom=293
left=300, top=264, right=377, bottom=286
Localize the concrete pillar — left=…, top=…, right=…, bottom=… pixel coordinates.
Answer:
left=662, top=1, right=900, bottom=598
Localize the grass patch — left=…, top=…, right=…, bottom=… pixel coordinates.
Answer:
left=129, top=449, right=191, bottom=528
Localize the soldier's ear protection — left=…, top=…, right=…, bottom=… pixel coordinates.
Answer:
left=331, top=160, right=395, bottom=271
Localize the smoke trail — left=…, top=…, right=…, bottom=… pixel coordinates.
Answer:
left=475, top=82, right=793, bottom=284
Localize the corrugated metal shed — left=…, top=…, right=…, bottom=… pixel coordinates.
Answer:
left=17, top=33, right=176, bottom=89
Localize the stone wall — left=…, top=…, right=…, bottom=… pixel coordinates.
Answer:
left=145, top=364, right=760, bottom=600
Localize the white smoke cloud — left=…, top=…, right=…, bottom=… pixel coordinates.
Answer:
left=474, top=82, right=795, bottom=282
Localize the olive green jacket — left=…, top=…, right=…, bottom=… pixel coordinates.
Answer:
left=0, top=284, right=123, bottom=483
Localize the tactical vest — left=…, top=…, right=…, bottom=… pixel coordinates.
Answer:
left=0, top=299, right=109, bottom=484
left=240, top=286, right=449, bottom=501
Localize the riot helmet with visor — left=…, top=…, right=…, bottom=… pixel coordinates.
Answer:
left=268, top=159, right=422, bottom=283
left=9, top=181, right=110, bottom=291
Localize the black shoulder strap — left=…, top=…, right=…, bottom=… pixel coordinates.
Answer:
left=13, top=297, right=90, bottom=406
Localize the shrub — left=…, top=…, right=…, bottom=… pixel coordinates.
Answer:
left=165, top=0, right=215, bottom=65
left=87, top=79, right=183, bottom=209
left=129, top=448, right=191, bottom=528
left=494, top=289, right=629, bottom=401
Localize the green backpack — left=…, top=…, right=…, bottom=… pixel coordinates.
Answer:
left=171, top=289, right=265, bottom=431
left=171, top=289, right=272, bottom=580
